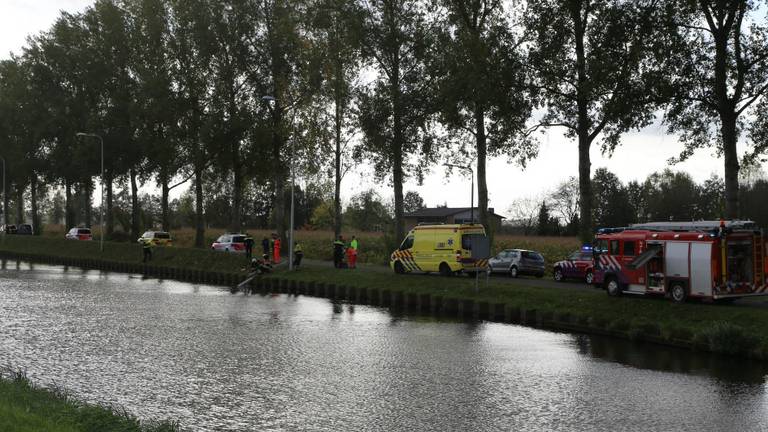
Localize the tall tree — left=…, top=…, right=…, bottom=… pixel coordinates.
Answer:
left=666, top=0, right=768, bottom=219
left=86, top=0, right=136, bottom=239
left=129, top=0, right=180, bottom=232
left=433, top=0, right=535, bottom=243
left=251, top=0, right=325, bottom=242
left=310, top=0, right=364, bottom=238
left=357, top=0, right=436, bottom=241
left=168, top=0, right=216, bottom=246
left=526, top=0, right=668, bottom=242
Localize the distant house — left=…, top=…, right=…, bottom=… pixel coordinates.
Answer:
left=403, top=207, right=505, bottom=232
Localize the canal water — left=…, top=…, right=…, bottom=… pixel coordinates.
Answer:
left=1, top=261, right=768, bottom=431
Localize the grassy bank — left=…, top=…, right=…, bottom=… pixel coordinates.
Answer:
left=3, top=235, right=768, bottom=359
left=0, top=369, right=176, bottom=432
left=42, top=225, right=579, bottom=267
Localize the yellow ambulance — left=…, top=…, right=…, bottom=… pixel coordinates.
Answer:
left=390, top=224, right=488, bottom=276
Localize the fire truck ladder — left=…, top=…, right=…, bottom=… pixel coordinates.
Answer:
left=755, top=233, right=765, bottom=288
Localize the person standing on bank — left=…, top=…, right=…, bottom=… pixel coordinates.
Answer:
left=293, top=241, right=304, bottom=268
left=142, top=241, right=153, bottom=263
left=349, top=236, right=359, bottom=269
left=262, top=236, right=270, bottom=259
left=333, top=236, right=345, bottom=268
left=244, top=236, right=254, bottom=259
left=273, top=234, right=281, bottom=264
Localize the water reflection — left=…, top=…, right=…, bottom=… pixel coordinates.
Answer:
left=1, top=262, right=767, bottom=432
left=575, top=334, right=768, bottom=384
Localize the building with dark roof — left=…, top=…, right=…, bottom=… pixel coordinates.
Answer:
left=403, top=207, right=505, bottom=232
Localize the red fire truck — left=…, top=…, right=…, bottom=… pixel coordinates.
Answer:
left=592, top=220, right=767, bottom=302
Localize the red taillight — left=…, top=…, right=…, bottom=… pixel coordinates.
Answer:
left=234, top=243, right=244, bottom=250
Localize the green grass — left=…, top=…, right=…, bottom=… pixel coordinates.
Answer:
left=1, top=235, right=250, bottom=273
left=41, top=225, right=580, bottom=267
left=0, top=369, right=177, bottom=432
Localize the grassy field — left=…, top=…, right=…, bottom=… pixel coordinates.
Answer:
left=42, top=225, right=579, bottom=268
left=0, top=369, right=176, bottom=432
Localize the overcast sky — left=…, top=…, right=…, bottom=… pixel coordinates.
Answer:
left=1, top=0, right=763, bottom=215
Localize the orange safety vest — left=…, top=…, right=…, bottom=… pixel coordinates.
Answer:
left=273, top=238, right=281, bottom=263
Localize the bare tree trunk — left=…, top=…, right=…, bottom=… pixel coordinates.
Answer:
left=160, top=169, right=170, bottom=232
left=722, top=113, right=739, bottom=218
left=272, top=102, right=286, bottom=240
left=65, top=180, right=74, bottom=228
left=83, top=181, right=92, bottom=229
left=105, top=172, right=114, bottom=238
left=392, top=52, right=405, bottom=242
left=573, top=3, right=593, bottom=243
left=30, top=177, right=40, bottom=235
left=231, top=144, right=243, bottom=232
left=130, top=167, right=140, bottom=240
left=333, top=61, right=344, bottom=238
left=194, top=165, right=205, bottom=248
left=475, top=104, right=490, bottom=243
left=15, top=183, right=24, bottom=224
left=711, top=14, right=740, bottom=219
left=334, top=100, right=343, bottom=237
left=577, top=135, right=592, bottom=242
left=2, top=182, right=8, bottom=226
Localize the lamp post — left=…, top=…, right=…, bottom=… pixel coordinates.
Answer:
left=262, top=95, right=296, bottom=271
left=76, top=132, right=104, bottom=252
left=445, top=163, right=475, bottom=223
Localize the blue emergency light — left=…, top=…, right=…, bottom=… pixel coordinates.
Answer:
left=581, top=245, right=592, bottom=252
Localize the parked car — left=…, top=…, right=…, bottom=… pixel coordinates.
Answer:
left=488, top=249, right=545, bottom=278
left=137, top=231, right=173, bottom=246
left=211, top=233, right=248, bottom=253
left=553, top=249, right=595, bottom=283
left=16, top=224, right=33, bottom=235
left=66, top=227, right=93, bottom=241
left=1, top=224, right=17, bottom=234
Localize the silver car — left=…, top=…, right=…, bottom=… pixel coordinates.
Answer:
left=488, top=249, right=545, bottom=278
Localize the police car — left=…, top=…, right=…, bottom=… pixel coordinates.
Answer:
left=553, top=246, right=595, bottom=283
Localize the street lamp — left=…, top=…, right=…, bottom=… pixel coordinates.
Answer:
left=445, top=163, right=475, bottom=223
left=262, top=95, right=296, bottom=271
left=76, top=132, right=104, bottom=253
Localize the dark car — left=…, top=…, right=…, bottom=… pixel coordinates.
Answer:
left=488, top=248, right=545, bottom=278
left=1, top=224, right=17, bottom=234
left=16, top=224, right=33, bottom=235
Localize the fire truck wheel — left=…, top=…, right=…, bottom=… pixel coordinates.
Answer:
left=509, top=266, right=519, bottom=278
left=670, top=283, right=688, bottom=303
left=439, top=263, right=453, bottom=277
left=585, top=271, right=594, bottom=284
left=554, top=268, right=563, bottom=282
left=606, top=277, right=621, bottom=297
left=394, top=261, right=405, bottom=274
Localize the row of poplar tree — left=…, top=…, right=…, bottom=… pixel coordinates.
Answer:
left=0, top=0, right=767, bottom=245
